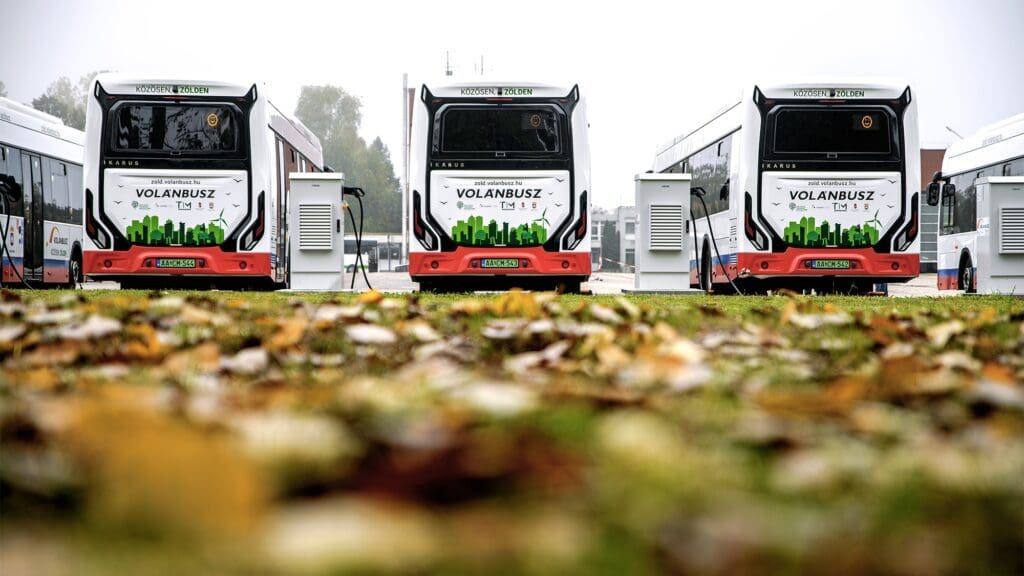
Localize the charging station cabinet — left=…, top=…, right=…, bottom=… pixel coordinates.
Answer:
left=975, top=176, right=1024, bottom=295
left=632, top=173, right=695, bottom=292
left=288, top=173, right=345, bottom=291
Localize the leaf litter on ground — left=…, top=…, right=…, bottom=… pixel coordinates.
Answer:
left=0, top=288, right=1022, bottom=575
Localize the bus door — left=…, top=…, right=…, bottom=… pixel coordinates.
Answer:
left=21, top=154, right=43, bottom=282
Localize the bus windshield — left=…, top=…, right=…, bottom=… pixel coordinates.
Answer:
left=111, top=103, right=241, bottom=154
left=437, top=106, right=562, bottom=154
left=770, top=107, right=897, bottom=158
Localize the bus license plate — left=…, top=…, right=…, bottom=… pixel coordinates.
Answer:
left=481, top=258, right=520, bottom=269
left=156, top=258, right=196, bottom=268
left=809, top=259, right=851, bottom=270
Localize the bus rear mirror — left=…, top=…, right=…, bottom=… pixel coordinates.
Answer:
left=926, top=181, right=940, bottom=206
left=942, top=182, right=956, bottom=199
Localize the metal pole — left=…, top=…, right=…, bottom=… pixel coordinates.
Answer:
left=401, top=73, right=408, bottom=266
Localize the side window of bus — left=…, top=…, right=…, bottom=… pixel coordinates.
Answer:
left=1006, top=158, right=1024, bottom=176
left=46, top=160, right=71, bottom=223
left=1, top=146, right=24, bottom=216
left=952, top=172, right=977, bottom=234
left=69, top=164, right=83, bottom=225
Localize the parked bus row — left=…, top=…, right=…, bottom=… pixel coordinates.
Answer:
left=2, top=75, right=1019, bottom=293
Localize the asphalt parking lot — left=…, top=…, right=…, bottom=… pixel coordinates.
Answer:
left=81, top=272, right=947, bottom=297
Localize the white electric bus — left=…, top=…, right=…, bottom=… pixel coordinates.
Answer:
left=653, top=79, right=921, bottom=293
left=926, top=113, right=1024, bottom=292
left=1, top=97, right=85, bottom=287
left=82, top=75, right=323, bottom=288
left=407, top=80, right=591, bottom=292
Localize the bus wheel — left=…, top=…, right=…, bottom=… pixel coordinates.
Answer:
left=68, top=252, right=82, bottom=289
left=699, top=242, right=712, bottom=293
left=959, top=256, right=975, bottom=294
left=556, top=279, right=582, bottom=294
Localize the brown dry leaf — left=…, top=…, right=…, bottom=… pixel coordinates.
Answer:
left=122, top=323, right=167, bottom=361
left=162, top=341, right=221, bottom=375
left=265, top=317, right=309, bottom=351
left=357, top=290, right=385, bottom=305
left=981, top=362, right=1016, bottom=384
left=3, top=367, right=61, bottom=391
left=491, top=289, right=542, bottom=319
left=755, top=375, right=871, bottom=415
left=65, top=401, right=266, bottom=538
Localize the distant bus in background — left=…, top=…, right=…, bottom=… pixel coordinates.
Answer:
left=82, top=75, right=323, bottom=288
left=407, top=80, right=592, bottom=292
left=0, top=97, right=85, bottom=287
left=927, top=113, right=1024, bottom=292
left=653, top=79, right=921, bottom=294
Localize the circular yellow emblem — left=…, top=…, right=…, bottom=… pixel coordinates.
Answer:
left=530, top=114, right=542, bottom=129
left=207, top=113, right=219, bottom=128
left=861, top=115, right=873, bottom=129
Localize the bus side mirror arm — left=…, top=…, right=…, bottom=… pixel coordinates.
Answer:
left=926, top=182, right=941, bottom=206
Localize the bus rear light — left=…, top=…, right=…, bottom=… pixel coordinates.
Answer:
left=431, top=260, right=439, bottom=270
left=892, top=262, right=900, bottom=270
left=412, top=191, right=437, bottom=251
left=240, top=192, right=265, bottom=251
left=104, top=260, right=112, bottom=268
left=85, top=189, right=111, bottom=250
left=563, top=191, right=588, bottom=251
left=760, top=261, right=769, bottom=270
left=744, top=193, right=768, bottom=251
left=895, top=193, right=920, bottom=252
left=239, top=261, right=247, bottom=270
left=561, top=260, right=570, bottom=269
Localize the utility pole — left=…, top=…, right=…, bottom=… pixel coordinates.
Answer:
left=401, top=73, right=409, bottom=265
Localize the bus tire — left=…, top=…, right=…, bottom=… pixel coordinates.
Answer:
left=700, top=240, right=712, bottom=293
left=959, top=254, right=975, bottom=294
left=68, top=249, right=83, bottom=289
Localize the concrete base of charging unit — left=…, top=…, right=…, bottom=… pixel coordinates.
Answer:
left=277, top=287, right=353, bottom=293
left=621, top=288, right=704, bottom=295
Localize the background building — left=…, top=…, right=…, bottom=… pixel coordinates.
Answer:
left=919, top=147, right=946, bottom=273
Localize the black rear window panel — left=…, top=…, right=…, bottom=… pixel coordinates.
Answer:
left=765, top=105, right=901, bottom=161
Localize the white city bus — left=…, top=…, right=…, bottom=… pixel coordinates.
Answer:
left=1, top=97, right=85, bottom=287
left=653, top=79, right=921, bottom=293
left=408, top=80, right=591, bottom=292
left=83, top=75, right=323, bottom=288
left=926, top=113, right=1024, bottom=292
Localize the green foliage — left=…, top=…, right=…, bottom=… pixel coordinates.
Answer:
left=295, top=86, right=401, bottom=233
left=31, top=72, right=101, bottom=130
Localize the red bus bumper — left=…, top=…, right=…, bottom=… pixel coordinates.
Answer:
left=84, top=247, right=272, bottom=277
left=736, top=248, right=919, bottom=279
left=410, top=247, right=590, bottom=277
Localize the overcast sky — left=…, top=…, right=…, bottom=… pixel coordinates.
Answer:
left=2, top=0, right=1022, bottom=210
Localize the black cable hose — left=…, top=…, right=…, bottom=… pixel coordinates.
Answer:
left=343, top=186, right=372, bottom=291
left=0, top=194, right=33, bottom=289
left=695, top=193, right=743, bottom=295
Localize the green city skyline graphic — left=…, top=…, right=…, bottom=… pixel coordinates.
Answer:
left=125, top=212, right=227, bottom=246
left=783, top=213, right=881, bottom=248
left=451, top=215, right=548, bottom=246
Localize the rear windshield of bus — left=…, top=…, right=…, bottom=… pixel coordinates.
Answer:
left=436, top=105, right=563, bottom=155
left=110, top=103, right=242, bottom=154
left=769, top=108, right=898, bottom=158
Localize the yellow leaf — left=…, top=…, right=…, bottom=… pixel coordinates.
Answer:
left=357, top=290, right=384, bottom=305
left=265, top=317, right=308, bottom=351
